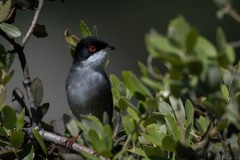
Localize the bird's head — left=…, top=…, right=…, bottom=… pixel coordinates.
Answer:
left=74, top=36, right=115, bottom=69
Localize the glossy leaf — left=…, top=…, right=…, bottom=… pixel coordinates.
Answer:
left=10, top=131, right=25, bottom=149
left=0, top=0, right=11, bottom=22
left=31, top=77, right=43, bottom=107
left=1, top=105, right=16, bottom=130
left=0, top=23, right=21, bottom=37
left=80, top=20, right=92, bottom=38
left=32, top=128, right=47, bottom=155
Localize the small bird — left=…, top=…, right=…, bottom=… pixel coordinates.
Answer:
left=66, top=36, right=115, bottom=127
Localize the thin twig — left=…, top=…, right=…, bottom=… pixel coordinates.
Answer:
left=23, top=128, right=107, bottom=160
left=223, top=4, right=240, bottom=23
left=21, top=0, right=44, bottom=47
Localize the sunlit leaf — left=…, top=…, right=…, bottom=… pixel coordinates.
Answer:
left=80, top=20, right=92, bottom=38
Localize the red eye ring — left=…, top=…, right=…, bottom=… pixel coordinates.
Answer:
left=89, top=45, right=96, bottom=53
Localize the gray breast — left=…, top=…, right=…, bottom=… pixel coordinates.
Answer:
left=66, top=64, right=113, bottom=122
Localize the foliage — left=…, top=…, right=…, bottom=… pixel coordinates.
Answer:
left=0, top=0, right=239, bottom=160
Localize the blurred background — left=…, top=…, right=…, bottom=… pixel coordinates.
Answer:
left=2, top=0, right=240, bottom=122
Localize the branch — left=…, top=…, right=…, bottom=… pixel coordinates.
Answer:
left=21, top=0, right=44, bottom=48
left=32, top=129, right=107, bottom=160
left=223, top=4, right=240, bottom=23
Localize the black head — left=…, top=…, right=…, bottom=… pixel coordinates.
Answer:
left=74, top=36, right=115, bottom=62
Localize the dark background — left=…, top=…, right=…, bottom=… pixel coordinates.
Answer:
left=2, top=0, right=239, bottom=122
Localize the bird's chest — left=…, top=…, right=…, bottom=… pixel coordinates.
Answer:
left=66, top=68, right=106, bottom=108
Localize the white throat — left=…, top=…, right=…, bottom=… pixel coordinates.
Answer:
left=82, top=49, right=109, bottom=69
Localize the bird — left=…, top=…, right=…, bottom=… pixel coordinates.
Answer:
left=66, top=36, right=115, bottom=127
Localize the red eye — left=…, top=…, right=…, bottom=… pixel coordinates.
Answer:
left=89, top=45, right=96, bottom=53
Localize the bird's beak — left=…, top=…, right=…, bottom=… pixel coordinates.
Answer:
left=106, top=45, right=116, bottom=51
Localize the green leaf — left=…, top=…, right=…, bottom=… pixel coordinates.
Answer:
left=127, top=106, right=140, bottom=122
left=80, top=20, right=92, bottom=38
left=162, top=135, right=176, bottom=151
left=63, top=114, right=80, bottom=137
left=102, top=125, right=113, bottom=152
left=1, top=105, right=17, bottom=130
left=0, top=23, right=21, bottom=37
left=186, top=28, right=198, bottom=53
left=185, top=99, right=194, bottom=127
left=146, top=124, right=166, bottom=147
left=164, top=113, right=179, bottom=141
left=88, top=129, right=104, bottom=153
left=138, top=61, right=148, bottom=77
left=80, top=151, right=100, bottom=160
left=64, top=28, right=79, bottom=48
left=22, top=146, right=35, bottom=160
left=32, top=23, right=48, bottom=38
left=32, top=128, right=47, bottom=155
left=123, top=115, right=136, bottom=135
left=2, top=70, right=14, bottom=85
left=207, top=65, right=222, bottom=92
left=169, top=96, right=185, bottom=123
left=118, top=97, right=134, bottom=110
left=143, top=146, right=164, bottom=158
left=16, top=108, right=25, bottom=131
left=0, top=126, right=8, bottom=137
left=0, top=0, right=11, bottom=22
left=194, top=36, right=217, bottom=58
left=37, top=103, right=49, bottom=120
left=80, top=116, right=103, bottom=134
left=145, top=29, right=182, bottom=57
left=195, top=116, right=210, bottom=134
left=122, top=71, right=152, bottom=98
left=221, top=84, right=229, bottom=100
left=128, top=147, right=147, bottom=158
left=10, top=131, right=25, bottom=149
left=168, top=16, right=190, bottom=48
left=31, top=77, right=43, bottom=107
left=158, top=101, right=174, bottom=117
left=0, top=89, right=6, bottom=105
left=184, top=122, right=192, bottom=146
